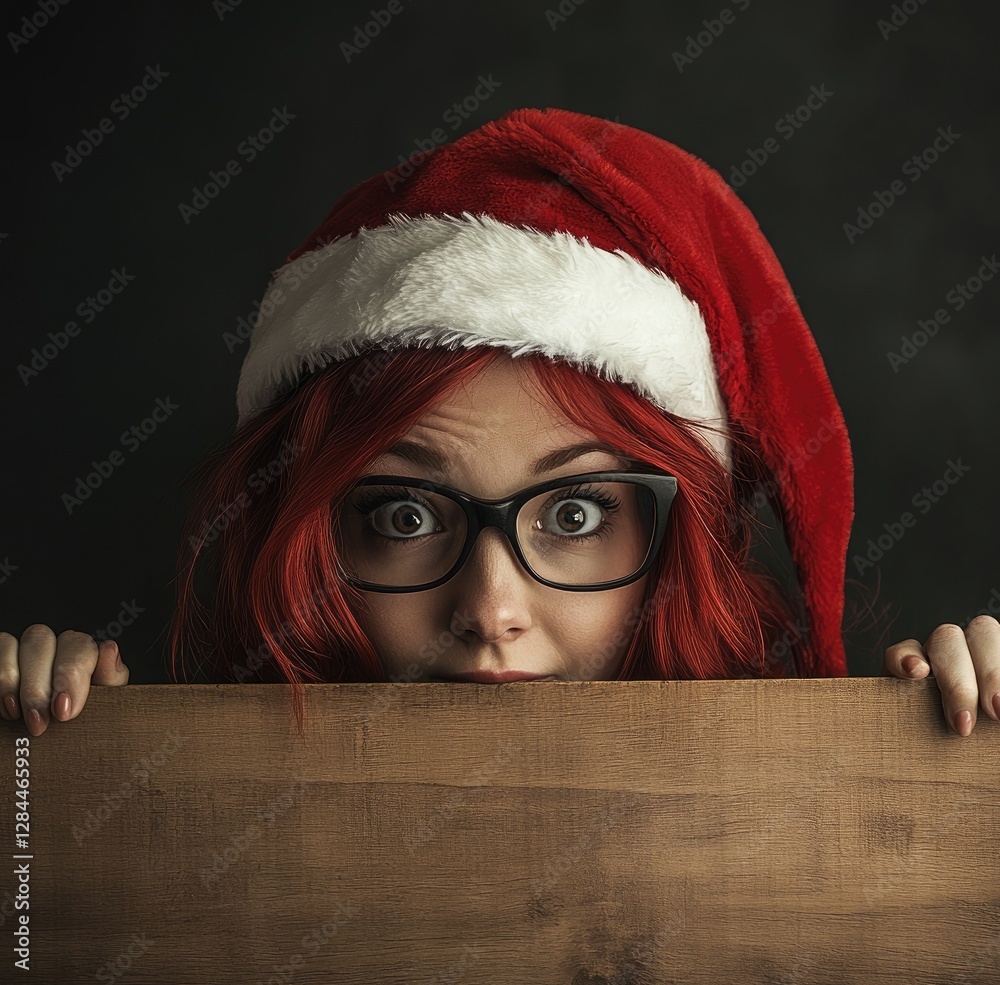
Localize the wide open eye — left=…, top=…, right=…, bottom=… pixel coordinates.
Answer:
left=531, top=484, right=622, bottom=540
left=539, top=497, right=606, bottom=537
left=354, top=489, right=444, bottom=540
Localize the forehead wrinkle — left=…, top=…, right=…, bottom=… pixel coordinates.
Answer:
left=376, top=442, right=632, bottom=487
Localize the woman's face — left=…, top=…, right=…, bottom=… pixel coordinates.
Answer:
left=345, top=357, right=651, bottom=682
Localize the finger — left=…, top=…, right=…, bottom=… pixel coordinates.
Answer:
left=0, top=632, right=20, bottom=720
left=49, top=631, right=102, bottom=724
left=17, top=624, right=58, bottom=736
left=923, top=623, right=979, bottom=736
left=965, top=615, right=1000, bottom=722
left=91, top=639, right=130, bottom=687
left=882, top=638, right=932, bottom=680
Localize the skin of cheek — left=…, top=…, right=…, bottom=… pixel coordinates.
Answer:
left=354, top=572, right=651, bottom=683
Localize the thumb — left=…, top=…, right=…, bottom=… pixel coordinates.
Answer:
left=92, top=639, right=130, bottom=686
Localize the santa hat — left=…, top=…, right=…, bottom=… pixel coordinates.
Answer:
left=235, top=107, right=854, bottom=679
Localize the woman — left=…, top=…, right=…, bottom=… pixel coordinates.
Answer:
left=3, top=107, right=996, bottom=737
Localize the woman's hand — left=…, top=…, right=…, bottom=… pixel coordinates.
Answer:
left=882, top=615, right=1000, bottom=736
left=0, top=624, right=130, bottom=736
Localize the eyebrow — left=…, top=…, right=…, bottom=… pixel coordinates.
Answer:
left=382, top=440, right=631, bottom=476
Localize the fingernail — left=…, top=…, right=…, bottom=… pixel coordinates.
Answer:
left=2, top=695, right=15, bottom=719
left=902, top=655, right=923, bottom=675
left=54, top=691, right=71, bottom=719
left=992, top=693, right=1000, bottom=721
left=955, top=710, right=973, bottom=736
left=28, top=708, right=44, bottom=733
left=113, top=641, right=123, bottom=668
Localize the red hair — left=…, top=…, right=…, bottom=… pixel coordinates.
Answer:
left=166, top=345, right=891, bottom=732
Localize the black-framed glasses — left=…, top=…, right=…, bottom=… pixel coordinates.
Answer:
left=333, top=470, right=678, bottom=593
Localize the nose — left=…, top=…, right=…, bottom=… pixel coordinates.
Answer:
left=449, top=526, right=533, bottom=643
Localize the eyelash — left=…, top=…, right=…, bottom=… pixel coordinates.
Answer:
left=354, top=487, right=433, bottom=521
left=352, top=484, right=622, bottom=544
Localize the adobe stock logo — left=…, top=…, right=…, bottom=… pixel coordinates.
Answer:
left=672, top=0, right=752, bottom=73
left=852, top=458, right=972, bottom=576
left=383, top=74, right=503, bottom=192
left=726, top=84, right=834, bottom=189
left=545, top=0, right=588, bottom=30
left=842, top=125, right=961, bottom=244
left=877, top=0, right=930, bottom=39
left=7, top=0, right=72, bottom=53
left=887, top=254, right=999, bottom=373
left=0, top=557, right=17, bottom=585
left=339, top=1, right=414, bottom=63
left=50, top=65, right=170, bottom=182
left=177, top=106, right=296, bottom=224
left=17, top=267, right=136, bottom=386
left=60, top=397, right=181, bottom=514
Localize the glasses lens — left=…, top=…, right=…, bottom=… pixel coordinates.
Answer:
left=336, top=483, right=467, bottom=588
left=517, top=480, right=655, bottom=586
left=335, top=479, right=657, bottom=589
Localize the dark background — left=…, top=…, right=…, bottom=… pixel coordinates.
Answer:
left=3, top=0, right=997, bottom=681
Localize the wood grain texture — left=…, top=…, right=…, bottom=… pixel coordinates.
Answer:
left=1, top=678, right=998, bottom=984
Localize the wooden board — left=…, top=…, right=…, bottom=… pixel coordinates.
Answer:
left=2, top=678, right=998, bottom=983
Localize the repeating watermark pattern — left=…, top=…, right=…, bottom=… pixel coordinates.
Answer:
left=734, top=615, right=811, bottom=679
left=70, top=731, right=187, bottom=845
left=178, top=106, right=297, bottom=224
left=420, top=943, right=486, bottom=985
left=17, top=267, right=136, bottom=386
left=877, top=0, right=931, bottom=40
left=859, top=838, right=924, bottom=906
left=90, top=599, right=145, bottom=646
left=619, top=914, right=689, bottom=980
left=852, top=458, right=972, bottom=576
left=229, top=614, right=300, bottom=684
left=187, top=437, right=305, bottom=552
left=392, top=610, right=477, bottom=683
left=528, top=793, right=645, bottom=900
left=252, top=905, right=359, bottom=985
left=347, top=347, right=397, bottom=395
left=212, top=0, right=247, bottom=20
left=340, top=1, right=414, bottom=63
left=308, top=608, right=486, bottom=733
left=727, top=84, right=834, bottom=189
left=951, top=933, right=1000, bottom=985
left=93, top=933, right=151, bottom=984
left=843, top=125, right=961, bottom=244
left=957, top=588, right=1000, bottom=629
left=0, top=873, right=23, bottom=930
left=723, top=759, right=845, bottom=877
left=765, top=951, right=827, bottom=985
left=226, top=584, right=334, bottom=683
left=384, top=75, right=503, bottom=191
left=198, top=778, right=309, bottom=890
left=672, top=0, right=752, bottom=73
left=403, top=738, right=519, bottom=855
left=7, top=0, right=72, bottom=53
left=369, top=622, right=495, bottom=751
left=0, top=556, right=18, bottom=585
left=727, top=410, right=842, bottom=529
left=583, top=574, right=680, bottom=680
left=51, top=64, right=170, bottom=182
left=545, top=0, right=588, bottom=31
left=223, top=257, right=329, bottom=354
left=887, top=254, right=999, bottom=372
left=60, top=396, right=181, bottom=514
left=715, top=292, right=801, bottom=378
